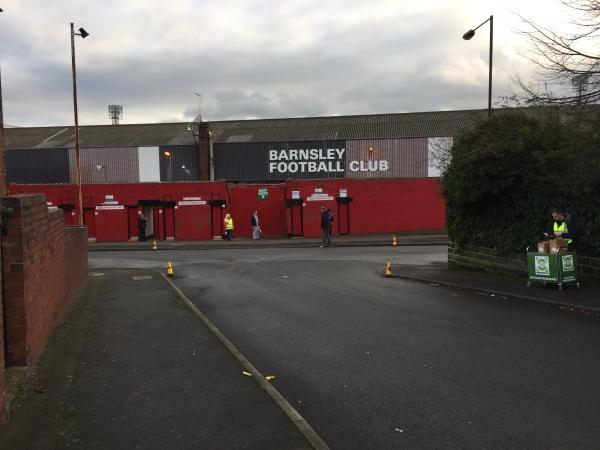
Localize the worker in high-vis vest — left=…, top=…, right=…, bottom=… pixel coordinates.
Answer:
left=224, top=213, right=234, bottom=241
left=547, top=209, right=575, bottom=251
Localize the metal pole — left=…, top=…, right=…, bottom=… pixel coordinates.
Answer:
left=0, top=8, right=5, bottom=195
left=0, top=66, right=5, bottom=195
left=71, top=23, right=83, bottom=226
left=488, top=15, right=493, bottom=118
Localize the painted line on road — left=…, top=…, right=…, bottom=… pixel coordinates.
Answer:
left=156, top=271, right=330, bottom=450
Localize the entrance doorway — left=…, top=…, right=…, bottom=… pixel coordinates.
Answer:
left=336, top=197, right=352, bottom=235
left=287, top=199, right=304, bottom=237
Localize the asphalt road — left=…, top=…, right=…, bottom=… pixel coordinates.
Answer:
left=90, top=246, right=600, bottom=450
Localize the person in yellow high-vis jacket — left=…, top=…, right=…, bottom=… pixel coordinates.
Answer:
left=224, top=213, right=234, bottom=241
left=546, top=209, right=576, bottom=251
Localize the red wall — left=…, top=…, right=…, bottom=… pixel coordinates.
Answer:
left=1, top=195, right=88, bottom=367
left=284, top=179, right=353, bottom=238
left=8, top=178, right=445, bottom=241
left=349, top=178, right=445, bottom=235
left=229, top=184, right=286, bottom=238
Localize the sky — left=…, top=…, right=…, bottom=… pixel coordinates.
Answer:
left=0, top=0, right=579, bottom=126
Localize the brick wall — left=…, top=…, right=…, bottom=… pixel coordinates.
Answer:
left=1, top=194, right=88, bottom=368
left=229, top=184, right=287, bottom=238
left=449, top=241, right=600, bottom=280
left=0, top=259, right=6, bottom=425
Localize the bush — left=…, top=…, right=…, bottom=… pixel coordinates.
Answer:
left=443, top=109, right=600, bottom=256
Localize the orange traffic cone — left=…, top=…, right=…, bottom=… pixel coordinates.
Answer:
left=385, top=261, right=393, bottom=277
left=167, top=261, right=174, bottom=277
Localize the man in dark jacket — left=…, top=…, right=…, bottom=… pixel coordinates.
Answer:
left=546, top=209, right=576, bottom=251
left=137, top=213, right=147, bottom=242
left=320, top=206, right=331, bottom=248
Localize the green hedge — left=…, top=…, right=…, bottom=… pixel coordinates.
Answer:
left=443, top=109, right=600, bottom=256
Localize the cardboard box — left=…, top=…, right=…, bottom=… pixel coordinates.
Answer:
left=537, top=241, right=550, bottom=253
left=549, top=238, right=568, bottom=253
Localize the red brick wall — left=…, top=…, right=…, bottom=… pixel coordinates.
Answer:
left=349, top=178, right=445, bottom=235
left=1, top=194, right=88, bottom=367
left=229, top=184, right=287, bottom=237
left=0, top=261, right=6, bottom=425
left=8, top=179, right=445, bottom=240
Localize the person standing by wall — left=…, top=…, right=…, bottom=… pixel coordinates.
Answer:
left=320, top=206, right=330, bottom=248
left=224, top=213, right=234, bottom=241
left=250, top=210, right=261, bottom=240
left=137, top=212, right=147, bottom=242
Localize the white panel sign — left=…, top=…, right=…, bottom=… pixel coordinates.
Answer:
left=292, top=191, right=300, bottom=199
left=96, top=205, right=125, bottom=210
left=340, top=189, right=347, bottom=198
left=178, top=200, right=207, bottom=206
left=138, top=146, right=161, bottom=182
left=307, top=193, right=334, bottom=202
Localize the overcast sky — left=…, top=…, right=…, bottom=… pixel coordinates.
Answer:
left=0, top=0, right=576, bottom=126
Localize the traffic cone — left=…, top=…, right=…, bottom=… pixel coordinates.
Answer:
left=392, top=235, right=397, bottom=246
left=167, top=261, right=174, bottom=277
left=385, top=261, right=393, bottom=277
left=152, top=240, right=158, bottom=250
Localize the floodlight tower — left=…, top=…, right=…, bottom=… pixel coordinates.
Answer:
left=108, top=104, right=123, bottom=125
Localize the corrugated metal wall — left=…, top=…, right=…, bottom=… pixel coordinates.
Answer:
left=345, top=138, right=428, bottom=179
left=69, top=146, right=140, bottom=183
left=6, top=148, right=71, bottom=184
left=158, top=145, right=199, bottom=182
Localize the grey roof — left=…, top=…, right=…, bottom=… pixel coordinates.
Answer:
left=4, top=122, right=196, bottom=149
left=208, top=109, right=488, bottom=143
left=4, top=108, right=499, bottom=149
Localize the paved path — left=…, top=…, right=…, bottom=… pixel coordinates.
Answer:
left=0, top=269, right=313, bottom=450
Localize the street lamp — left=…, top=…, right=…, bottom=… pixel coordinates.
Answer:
left=163, top=150, right=173, bottom=181
left=463, top=15, right=493, bottom=118
left=71, top=22, right=89, bottom=225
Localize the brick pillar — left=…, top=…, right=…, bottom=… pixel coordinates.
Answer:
left=197, top=123, right=210, bottom=181
left=1, top=194, right=88, bottom=369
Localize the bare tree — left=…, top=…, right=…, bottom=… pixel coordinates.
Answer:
left=518, top=0, right=600, bottom=105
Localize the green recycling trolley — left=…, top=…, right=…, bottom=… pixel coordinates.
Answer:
left=526, top=251, right=580, bottom=291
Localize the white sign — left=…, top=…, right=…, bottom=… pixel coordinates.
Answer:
left=315, top=188, right=323, bottom=193
left=562, top=255, right=574, bottom=271
left=534, top=256, right=550, bottom=276
left=178, top=200, right=207, bottom=206
left=102, top=201, right=119, bottom=205
left=96, top=205, right=125, bottom=211
left=182, top=197, right=202, bottom=201
left=340, top=189, right=347, bottom=198
left=292, top=191, right=300, bottom=199
left=105, top=194, right=114, bottom=200
left=348, top=160, right=389, bottom=172
left=269, top=148, right=346, bottom=174
left=307, top=193, right=334, bottom=202
left=46, top=202, right=53, bottom=206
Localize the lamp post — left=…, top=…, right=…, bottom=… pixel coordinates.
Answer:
left=463, top=15, right=493, bottom=118
left=0, top=7, right=6, bottom=195
left=71, top=22, right=89, bottom=226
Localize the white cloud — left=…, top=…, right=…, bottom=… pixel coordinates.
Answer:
left=0, top=0, right=574, bottom=126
